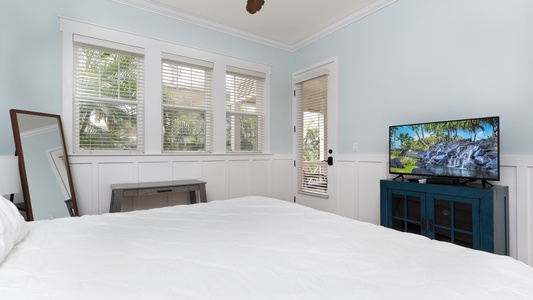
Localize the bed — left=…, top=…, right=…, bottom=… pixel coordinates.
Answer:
left=1, top=195, right=533, bottom=299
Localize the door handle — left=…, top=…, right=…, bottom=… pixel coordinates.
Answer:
left=327, top=156, right=333, bottom=166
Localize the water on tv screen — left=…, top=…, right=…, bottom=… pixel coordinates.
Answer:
left=389, top=116, right=500, bottom=181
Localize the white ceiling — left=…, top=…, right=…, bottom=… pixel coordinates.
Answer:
left=113, top=0, right=397, bottom=51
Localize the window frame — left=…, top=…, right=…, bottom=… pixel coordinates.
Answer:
left=72, top=37, right=145, bottom=154
left=60, top=17, right=271, bottom=155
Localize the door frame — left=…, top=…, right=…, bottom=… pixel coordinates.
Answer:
left=292, top=57, right=339, bottom=213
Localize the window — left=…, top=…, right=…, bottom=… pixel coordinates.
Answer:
left=226, top=68, right=265, bottom=152
left=161, top=55, right=213, bottom=152
left=62, top=18, right=270, bottom=155
left=73, top=37, right=144, bottom=153
left=296, top=75, right=328, bottom=195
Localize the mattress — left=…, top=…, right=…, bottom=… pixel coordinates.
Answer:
left=1, top=196, right=533, bottom=299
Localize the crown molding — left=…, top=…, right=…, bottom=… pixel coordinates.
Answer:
left=111, top=0, right=397, bottom=52
left=111, top=0, right=292, bottom=51
left=292, top=0, right=398, bottom=50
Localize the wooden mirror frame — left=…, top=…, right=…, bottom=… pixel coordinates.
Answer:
left=10, top=109, right=79, bottom=221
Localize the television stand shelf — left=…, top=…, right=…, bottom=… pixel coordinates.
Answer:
left=380, top=179, right=508, bottom=254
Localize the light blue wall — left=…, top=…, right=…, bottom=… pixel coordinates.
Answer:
left=0, top=0, right=293, bottom=154
left=294, top=0, right=533, bottom=155
left=2, top=0, right=533, bottom=156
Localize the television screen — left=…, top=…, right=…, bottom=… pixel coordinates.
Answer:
left=389, top=116, right=500, bottom=181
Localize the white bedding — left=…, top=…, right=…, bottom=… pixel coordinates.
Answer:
left=1, top=196, right=533, bottom=299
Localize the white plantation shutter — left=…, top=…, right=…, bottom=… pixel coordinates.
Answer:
left=296, top=75, right=328, bottom=196
left=161, top=54, right=213, bottom=152
left=72, top=36, right=145, bottom=153
left=226, top=67, right=265, bottom=152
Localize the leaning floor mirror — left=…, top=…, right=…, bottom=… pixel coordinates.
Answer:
left=10, top=109, right=79, bottom=221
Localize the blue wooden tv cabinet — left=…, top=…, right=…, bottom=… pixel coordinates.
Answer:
left=380, top=179, right=508, bottom=255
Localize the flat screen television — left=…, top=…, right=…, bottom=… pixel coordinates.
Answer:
left=389, top=116, right=500, bottom=183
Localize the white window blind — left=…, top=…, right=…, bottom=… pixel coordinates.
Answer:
left=162, top=55, right=213, bottom=152
left=73, top=37, right=145, bottom=153
left=226, top=68, right=265, bottom=152
left=296, top=75, right=328, bottom=196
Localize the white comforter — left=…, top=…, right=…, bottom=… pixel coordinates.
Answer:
left=1, top=196, right=533, bottom=299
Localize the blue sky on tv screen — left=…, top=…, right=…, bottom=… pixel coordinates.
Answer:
left=391, top=120, right=497, bottom=149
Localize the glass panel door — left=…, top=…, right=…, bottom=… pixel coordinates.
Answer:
left=389, top=190, right=425, bottom=235
left=428, top=195, right=479, bottom=249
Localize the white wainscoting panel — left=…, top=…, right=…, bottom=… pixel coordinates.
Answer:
left=336, top=160, right=357, bottom=219
left=272, top=159, right=293, bottom=202
left=138, top=161, right=169, bottom=182
left=228, top=160, right=251, bottom=199
left=71, top=155, right=293, bottom=215
left=172, top=161, right=200, bottom=180
left=357, top=161, right=386, bottom=224
left=98, top=162, right=133, bottom=214
left=252, top=159, right=271, bottom=197
left=70, top=162, right=93, bottom=216
left=202, top=160, right=226, bottom=200
left=520, top=165, right=533, bottom=266
left=498, top=165, right=518, bottom=260
left=335, top=156, right=389, bottom=223
left=500, top=155, right=533, bottom=265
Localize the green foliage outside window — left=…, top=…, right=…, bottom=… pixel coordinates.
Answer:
left=226, top=115, right=258, bottom=151
left=76, top=47, right=141, bottom=151
left=162, top=110, right=206, bottom=151
left=303, top=120, right=320, bottom=162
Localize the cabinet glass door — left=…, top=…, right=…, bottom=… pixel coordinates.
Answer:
left=428, top=195, right=480, bottom=249
left=389, top=190, right=425, bottom=235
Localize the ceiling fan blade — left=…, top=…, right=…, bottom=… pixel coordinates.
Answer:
left=246, top=0, right=265, bottom=14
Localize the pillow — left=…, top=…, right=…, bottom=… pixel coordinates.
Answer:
left=0, top=195, right=29, bottom=264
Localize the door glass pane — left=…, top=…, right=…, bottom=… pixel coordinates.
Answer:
left=407, top=196, right=420, bottom=221
left=296, top=75, right=329, bottom=196
left=407, top=221, right=421, bottom=234
left=454, top=202, right=472, bottom=231
left=435, top=227, right=451, bottom=243
left=392, top=194, right=405, bottom=218
left=392, top=219, right=405, bottom=231
left=434, top=199, right=451, bottom=227
left=454, top=231, right=474, bottom=249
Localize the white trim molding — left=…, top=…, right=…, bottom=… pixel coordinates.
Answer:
left=111, top=0, right=398, bottom=52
